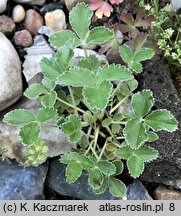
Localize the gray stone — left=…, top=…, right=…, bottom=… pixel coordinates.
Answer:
left=127, top=180, right=153, bottom=200
left=13, top=0, right=46, bottom=6
left=153, top=186, right=181, bottom=200
left=0, top=33, right=23, bottom=111
left=171, top=0, right=181, bottom=11
left=163, top=180, right=181, bottom=190
left=0, top=160, right=48, bottom=200
left=139, top=60, right=181, bottom=183
left=46, top=158, right=119, bottom=200
left=0, top=0, right=7, bottom=14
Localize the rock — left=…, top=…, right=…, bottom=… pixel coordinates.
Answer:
left=23, top=9, right=44, bottom=35
left=154, top=186, right=181, bottom=200
left=46, top=158, right=120, bottom=200
left=13, top=0, right=46, bottom=6
left=0, top=0, right=7, bottom=14
left=38, top=25, right=55, bottom=37
left=0, top=15, right=16, bottom=34
left=0, top=160, right=48, bottom=199
left=0, top=32, right=23, bottom=112
left=40, top=3, right=66, bottom=15
left=45, top=9, right=67, bottom=31
left=163, top=180, right=181, bottom=190
left=23, top=35, right=54, bottom=82
left=139, top=60, right=181, bottom=183
left=65, top=0, right=91, bottom=11
left=14, top=29, right=33, bottom=47
left=171, top=0, right=181, bottom=11
left=127, top=180, right=153, bottom=200
left=0, top=94, right=74, bottom=164
left=12, top=5, right=26, bottom=23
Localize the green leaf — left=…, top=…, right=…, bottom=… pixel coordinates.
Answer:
left=109, top=177, right=126, bottom=197
left=93, top=177, right=107, bottom=194
left=24, top=84, right=48, bottom=99
left=113, top=113, right=123, bottom=121
left=119, top=44, right=133, bottom=64
left=123, top=118, right=148, bottom=149
left=41, top=91, right=57, bottom=107
left=69, top=2, right=93, bottom=40
left=127, top=155, right=144, bottom=178
left=88, top=169, right=104, bottom=190
left=40, top=57, right=62, bottom=81
left=87, top=27, right=114, bottom=45
left=116, top=146, right=134, bottom=159
left=112, top=160, right=124, bottom=176
left=98, top=160, right=116, bottom=176
left=60, top=152, right=82, bottom=164
left=112, top=124, right=121, bottom=134
left=42, top=78, right=56, bottom=91
left=57, top=67, right=97, bottom=88
left=19, top=122, right=40, bottom=145
left=49, top=30, right=80, bottom=48
left=147, top=131, right=159, bottom=142
left=131, top=90, right=154, bottom=118
left=129, top=62, right=143, bottom=73
left=97, top=64, right=133, bottom=84
left=145, top=109, right=178, bottom=132
left=83, top=81, right=113, bottom=112
left=36, top=107, right=57, bottom=122
left=102, top=117, right=112, bottom=128
left=3, top=109, right=35, bottom=126
left=118, top=79, right=138, bottom=96
left=135, top=146, right=158, bottom=162
left=66, top=163, right=82, bottom=183
left=77, top=55, right=102, bottom=71
left=133, top=48, right=154, bottom=62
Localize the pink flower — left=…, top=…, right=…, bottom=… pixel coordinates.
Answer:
left=90, top=0, right=113, bottom=19
left=109, top=0, right=123, bottom=5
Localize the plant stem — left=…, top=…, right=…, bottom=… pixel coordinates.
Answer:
left=112, top=121, right=127, bottom=125
left=112, top=81, right=122, bottom=97
left=116, top=136, right=125, bottom=140
left=93, top=127, right=100, bottom=150
left=109, top=96, right=128, bottom=114
left=84, top=140, right=94, bottom=155
left=154, top=0, right=159, bottom=18
left=98, top=139, right=108, bottom=161
left=83, top=47, right=88, bottom=59
left=56, top=97, right=85, bottom=114
left=68, top=86, right=78, bottom=116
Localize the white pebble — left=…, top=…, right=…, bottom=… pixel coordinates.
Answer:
left=0, top=0, right=7, bottom=14
left=12, top=5, right=26, bottom=23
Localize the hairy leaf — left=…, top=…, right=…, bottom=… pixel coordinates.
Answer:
left=19, top=122, right=40, bottom=145
left=66, top=163, right=82, bottom=183
left=88, top=168, right=104, bottom=190
left=57, top=67, right=97, bottom=88
left=133, top=48, right=154, bottom=62
left=147, top=131, right=159, bottom=142
left=41, top=91, right=57, bottom=107
left=87, top=27, right=114, bottom=45
left=102, top=117, right=112, bottom=128
left=131, top=90, right=154, bottom=118
left=127, top=155, right=144, bottom=178
left=83, top=81, right=113, bottom=112
left=112, top=160, right=124, bottom=176
left=116, top=146, right=134, bottom=159
left=42, top=78, right=56, bottom=91
left=145, top=109, right=178, bottom=132
left=77, top=55, right=102, bottom=71
left=69, top=3, right=93, bottom=40
left=97, top=64, right=133, bottom=84
left=123, top=118, right=148, bottom=149
left=109, top=177, right=126, bottom=197
left=49, top=30, right=80, bottom=48
left=93, top=177, right=107, bottom=194
left=36, top=107, right=57, bottom=122
left=3, top=109, right=35, bottom=126
left=135, top=146, right=158, bottom=162
left=24, top=84, right=48, bottom=99
left=98, top=160, right=116, bottom=176
left=119, top=44, right=133, bottom=64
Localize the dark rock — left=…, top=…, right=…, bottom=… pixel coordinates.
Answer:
left=139, top=60, right=181, bottom=183
left=14, top=29, right=33, bottom=47
left=0, top=160, right=48, bottom=200
left=46, top=158, right=119, bottom=200
left=40, top=3, right=66, bottom=15
left=154, top=185, right=181, bottom=200
left=0, top=15, right=15, bottom=34
left=127, top=180, right=152, bottom=200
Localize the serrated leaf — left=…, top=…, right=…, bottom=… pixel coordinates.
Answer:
left=59, top=152, right=82, bottom=164
left=123, top=118, right=148, bottom=149
left=116, top=146, right=134, bottom=159
left=77, top=55, right=102, bottom=71
left=129, top=62, right=143, bottom=73
left=118, top=79, right=138, bottom=96
left=49, top=30, right=80, bottom=48
left=98, top=160, right=116, bottom=176
left=119, top=44, right=133, bottom=64
left=88, top=169, right=104, bottom=190
left=36, top=107, right=57, bottom=122
left=41, top=91, right=57, bottom=107
left=147, top=131, right=159, bottom=142
left=57, top=67, right=97, bottom=88
left=79, top=156, right=95, bottom=169
left=24, top=84, right=48, bottom=99
left=69, top=2, right=93, bottom=40
left=145, top=109, right=178, bottom=132
left=109, top=177, right=126, bottom=197
left=93, top=177, right=107, bottom=194
left=102, top=117, right=112, bottom=128
left=133, top=48, right=154, bottom=62
left=112, top=160, right=124, bottom=176
left=66, top=163, right=82, bottom=183
left=87, top=27, right=114, bottom=45
left=19, top=122, right=40, bottom=145
left=83, top=81, right=113, bottom=112
left=3, top=109, right=35, bottom=126
left=135, top=146, right=158, bottom=162
left=97, top=64, right=133, bottom=84
left=40, top=57, right=62, bottom=81
left=131, top=90, right=154, bottom=118
left=127, top=155, right=144, bottom=178
left=42, top=78, right=56, bottom=91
